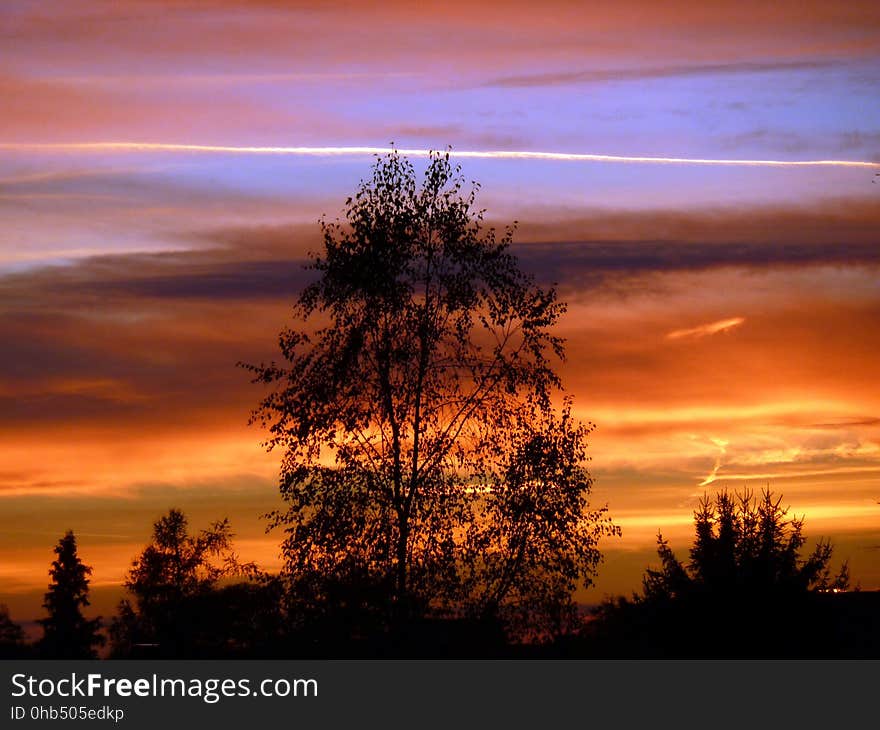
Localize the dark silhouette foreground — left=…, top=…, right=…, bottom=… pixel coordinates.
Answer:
left=6, top=493, right=880, bottom=659
left=580, top=490, right=878, bottom=658
left=0, top=604, right=31, bottom=658
left=242, top=149, right=618, bottom=644
left=109, top=509, right=267, bottom=658
left=37, top=531, right=104, bottom=659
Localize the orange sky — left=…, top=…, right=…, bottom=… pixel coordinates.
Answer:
left=1, top=0, right=879, bottom=623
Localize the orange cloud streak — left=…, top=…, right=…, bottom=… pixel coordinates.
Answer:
left=667, top=317, right=746, bottom=340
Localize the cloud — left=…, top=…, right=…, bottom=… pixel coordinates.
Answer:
left=513, top=198, right=880, bottom=245
left=667, top=317, right=745, bottom=341
left=838, top=131, right=880, bottom=153
left=0, top=166, right=148, bottom=187
left=803, top=417, right=880, bottom=429
left=82, top=258, right=315, bottom=301
left=6, top=1, right=879, bottom=75
left=699, top=437, right=729, bottom=486
left=46, top=71, right=418, bottom=88
left=1, top=219, right=877, bottom=449
left=514, top=239, right=880, bottom=295
left=384, top=126, right=532, bottom=150
left=508, top=200, right=880, bottom=291
left=0, top=71, right=365, bottom=145
left=6, top=197, right=873, bottom=315
left=721, top=129, right=880, bottom=157
left=483, top=60, right=836, bottom=89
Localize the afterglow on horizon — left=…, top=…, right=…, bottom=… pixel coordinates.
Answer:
left=1, top=0, right=879, bottom=621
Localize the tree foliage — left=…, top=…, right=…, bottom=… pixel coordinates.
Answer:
left=0, top=604, right=24, bottom=645
left=0, top=604, right=28, bottom=658
left=245, top=149, right=618, bottom=638
left=642, top=489, right=849, bottom=600
left=110, top=509, right=258, bottom=656
left=38, top=531, right=104, bottom=659
left=463, top=403, right=618, bottom=639
left=589, top=489, right=850, bottom=657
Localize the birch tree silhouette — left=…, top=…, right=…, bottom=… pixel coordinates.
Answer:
left=245, top=149, right=618, bottom=640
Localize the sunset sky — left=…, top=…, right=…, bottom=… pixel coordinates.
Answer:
left=2, top=0, right=879, bottom=622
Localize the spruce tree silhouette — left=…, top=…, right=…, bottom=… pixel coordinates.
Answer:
left=38, top=531, right=104, bottom=659
left=641, top=490, right=849, bottom=601
left=588, top=489, right=850, bottom=657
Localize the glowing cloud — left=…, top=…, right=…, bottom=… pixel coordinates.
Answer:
left=1, top=143, right=879, bottom=168
left=699, top=437, right=730, bottom=487
left=697, top=465, right=880, bottom=483
left=667, top=317, right=746, bottom=341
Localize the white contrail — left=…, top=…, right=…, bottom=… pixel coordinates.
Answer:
left=699, top=437, right=729, bottom=487
left=1, top=142, right=879, bottom=168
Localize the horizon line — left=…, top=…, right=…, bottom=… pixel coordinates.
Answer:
left=1, top=142, right=880, bottom=168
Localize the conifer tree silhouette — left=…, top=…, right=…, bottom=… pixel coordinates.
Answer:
left=38, top=531, right=104, bottom=658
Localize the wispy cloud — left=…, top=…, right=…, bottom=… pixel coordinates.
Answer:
left=483, top=60, right=836, bottom=89
left=699, top=437, right=729, bottom=487
left=667, top=317, right=745, bottom=340
left=42, top=72, right=419, bottom=87
left=804, top=417, right=880, bottom=429
left=698, top=465, right=880, bottom=483
left=0, top=166, right=148, bottom=187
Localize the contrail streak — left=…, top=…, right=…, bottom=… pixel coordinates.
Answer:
left=667, top=316, right=745, bottom=340
left=699, top=437, right=729, bottom=487
left=1, top=142, right=879, bottom=168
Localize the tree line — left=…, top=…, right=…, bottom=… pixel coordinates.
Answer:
left=2, top=487, right=873, bottom=659
left=2, top=149, right=877, bottom=659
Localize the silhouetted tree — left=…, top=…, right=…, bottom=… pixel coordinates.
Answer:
left=588, top=489, right=850, bottom=657
left=0, top=604, right=29, bottom=658
left=462, top=402, right=619, bottom=641
left=244, top=149, right=617, bottom=643
left=38, top=531, right=104, bottom=659
left=110, top=509, right=260, bottom=657
left=649, top=490, right=849, bottom=598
